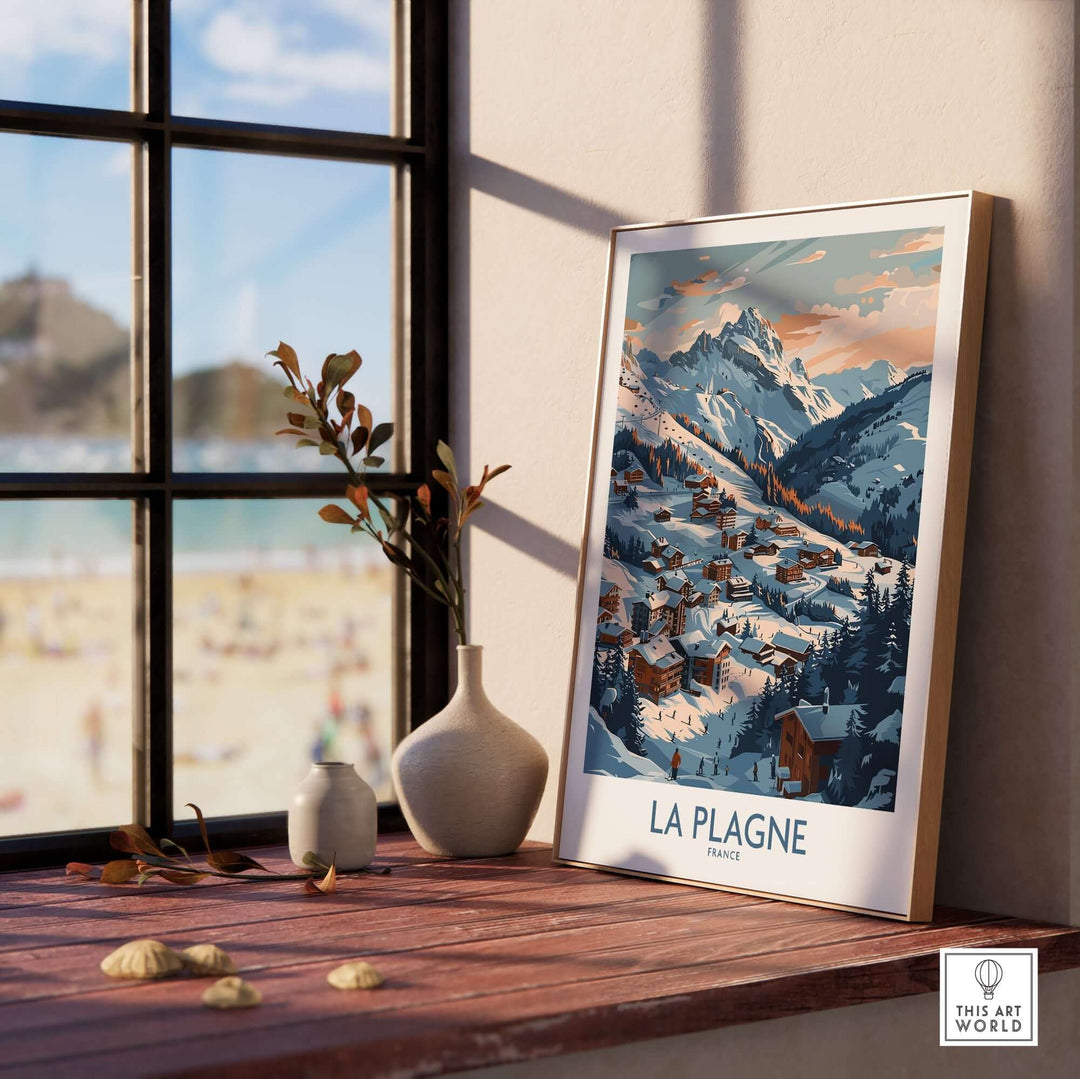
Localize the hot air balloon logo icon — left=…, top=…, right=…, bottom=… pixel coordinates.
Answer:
left=974, top=958, right=1004, bottom=1000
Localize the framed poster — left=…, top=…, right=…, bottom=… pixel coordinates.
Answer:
left=554, top=192, right=992, bottom=921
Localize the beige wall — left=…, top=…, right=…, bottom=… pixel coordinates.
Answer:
left=449, top=0, right=1076, bottom=930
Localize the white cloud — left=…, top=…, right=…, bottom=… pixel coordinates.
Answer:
left=200, top=7, right=389, bottom=107
left=316, top=0, right=391, bottom=37
left=0, top=0, right=129, bottom=63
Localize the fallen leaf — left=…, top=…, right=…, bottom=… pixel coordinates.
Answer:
left=303, top=860, right=338, bottom=895
left=100, top=860, right=142, bottom=885
left=66, top=862, right=96, bottom=880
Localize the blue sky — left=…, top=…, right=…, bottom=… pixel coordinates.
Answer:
left=625, top=227, right=945, bottom=375
left=0, top=1, right=393, bottom=415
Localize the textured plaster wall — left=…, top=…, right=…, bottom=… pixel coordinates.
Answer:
left=449, top=0, right=1076, bottom=928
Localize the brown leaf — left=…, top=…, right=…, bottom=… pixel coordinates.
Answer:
left=109, top=824, right=166, bottom=858
left=185, top=803, right=213, bottom=857
left=351, top=426, right=369, bottom=456
left=318, top=504, right=355, bottom=525
left=268, top=342, right=301, bottom=381
left=100, top=859, right=142, bottom=885
left=431, top=469, right=456, bottom=498
left=346, top=485, right=370, bottom=521
left=303, top=860, right=338, bottom=895
left=274, top=428, right=308, bottom=438
left=355, top=404, right=373, bottom=434
left=380, top=540, right=412, bottom=570
left=158, top=870, right=209, bottom=886
left=207, top=850, right=269, bottom=874
left=287, top=411, right=307, bottom=427
left=66, top=862, right=96, bottom=880
left=294, top=438, right=318, bottom=449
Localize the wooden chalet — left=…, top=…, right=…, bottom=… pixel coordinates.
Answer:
left=745, top=537, right=780, bottom=557
left=797, top=541, right=837, bottom=568
left=690, top=505, right=717, bottom=521
left=702, top=557, right=734, bottom=582
left=775, top=693, right=865, bottom=798
left=874, top=560, right=892, bottom=575
left=656, top=570, right=693, bottom=599
left=714, top=615, right=738, bottom=637
left=628, top=637, right=686, bottom=703
left=771, top=631, right=813, bottom=663
left=672, top=630, right=734, bottom=693
left=720, top=529, right=749, bottom=551
left=739, top=637, right=774, bottom=664
left=623, top=465, right=646, bottom=485
left=726, top=575, right=752, bottom=601
left=714, top=507, right=737, bottom=530
left=653, top=507, right=672, bottom=522
left=849, top=540, right=880, bottom=558
left=597, top=621, right=634, bottom=649
left=630, top=590, right=686, bottom=638
left=613, top=479, right=628, bottom=495
left=598, top=579, right=621, bottom=615
left=693, top=579, right=723, bottom=605
left=775, top=559, right=804, bottom=583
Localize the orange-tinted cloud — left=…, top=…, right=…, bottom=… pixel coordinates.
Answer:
left=774, top=310, right=838, bottom=351
left=835, top=263, right=938, bottom=295
left=624, top=318, right=645, bottom=332
left=808, top=325, right=937, bottom=372
left=872, top=229, right=944, bottom=259
left=677, top=319, right=704, bottom=334
left=788, top=249, right=826, bottom=265
left=698, top=254, right=710, bottom=261
left=670, top=269, right=719, bottom=295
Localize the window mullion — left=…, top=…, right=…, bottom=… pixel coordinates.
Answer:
left=142, top=1, right=173, bottom=838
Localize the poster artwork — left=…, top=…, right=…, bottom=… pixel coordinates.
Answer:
left=587, top=227, right=944, bottom=812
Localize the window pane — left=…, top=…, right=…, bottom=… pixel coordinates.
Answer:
left=171, top=150, right=393, bottom=473
left=172, top=499, right=395, bottom=820
left=0, top=2, right=130, bottom=111
left=0, top=500, right=133, bottom=837
left=171, top=0, right=393, bottom=134
left=0, top=133, right=133, bottom=472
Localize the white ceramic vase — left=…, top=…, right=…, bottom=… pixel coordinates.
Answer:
left=287, top=761, right=377, bottom=870
left=392, top=645, right=548, bottom=858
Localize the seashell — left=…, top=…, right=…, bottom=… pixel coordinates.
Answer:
left=202, top=976, right=262, bottom=1010
left=100, top=939, right=184, bottom=980
left=180, top=944, right=237, bottom=977
left=327, top=960, right=384, bottom=990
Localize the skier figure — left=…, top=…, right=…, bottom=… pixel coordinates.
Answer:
left=770, top=755, right=776, bottom=780
left=753, top=761, right=759, bottom=782
left=696, top=757, right=705, bottom=776
left=725, top=764, right=729, bottom=776
left=713, top=754, right=719, bottom=776
left=669, top=748, right=682, bottom=782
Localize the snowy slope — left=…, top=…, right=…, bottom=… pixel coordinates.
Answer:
left=775, top=370, right=930, bottom=557
left=813, top=360, right=906, bottom=408
left=631, top=307, right=843, bottom=463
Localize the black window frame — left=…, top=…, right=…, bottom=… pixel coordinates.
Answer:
left=0, top=1, right=449, bottom=870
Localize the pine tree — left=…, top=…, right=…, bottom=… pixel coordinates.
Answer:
left=741, top=617, right=752, bottom=639
left=624, top=488, right=640, bottom=510
left=828, top=706, right=867, bottom=806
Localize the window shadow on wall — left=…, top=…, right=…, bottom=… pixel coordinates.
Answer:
left=451, top=0, right=739, bottom=574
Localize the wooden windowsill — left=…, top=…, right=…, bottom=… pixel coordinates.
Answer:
left=1, top=833, right=1077, bottom=1077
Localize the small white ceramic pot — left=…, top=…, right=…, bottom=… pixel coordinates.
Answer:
left=287, top=761, right=377, bottom=870
left=391, top=645, right=548, bottom=858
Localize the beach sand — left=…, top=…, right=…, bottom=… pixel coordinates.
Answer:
left=0, top=559, right=394, bottom=839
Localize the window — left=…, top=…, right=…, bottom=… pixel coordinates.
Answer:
left=0, top=2, right=448, bottom=868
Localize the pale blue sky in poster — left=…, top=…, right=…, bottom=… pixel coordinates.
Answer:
left=0, top=1, right=393, bottom=403
left=625, top=227, right=945, bottom=375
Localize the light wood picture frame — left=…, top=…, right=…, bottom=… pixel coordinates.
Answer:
left=554, top=192, right=992, bottom=921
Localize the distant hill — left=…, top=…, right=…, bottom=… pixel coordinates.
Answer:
left=0, top=273, right=284, bottom=439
